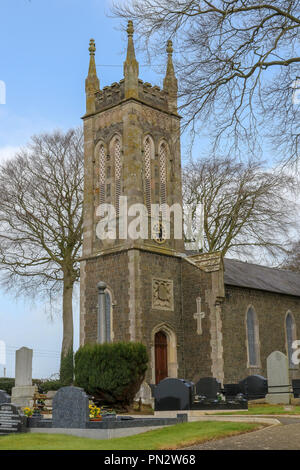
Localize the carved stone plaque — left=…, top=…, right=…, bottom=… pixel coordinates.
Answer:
left=152, top=278, right=174, bottom=311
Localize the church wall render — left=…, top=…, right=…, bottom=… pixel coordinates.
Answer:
left=181, top=260, right=213, bottom=381
left=222, top=286, right=300, bottom=383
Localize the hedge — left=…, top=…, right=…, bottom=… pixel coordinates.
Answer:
left=0, top=378, right=15, bottom=395
left=0, top=378, right=64, bottom=395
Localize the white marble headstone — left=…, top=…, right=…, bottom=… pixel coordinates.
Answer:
left=266, top=351, right=290, bottom=404
left=15, top=347, right=33, bottom=387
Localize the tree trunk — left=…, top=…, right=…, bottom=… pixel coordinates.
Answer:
left=60, top=271, right=74, bottom=384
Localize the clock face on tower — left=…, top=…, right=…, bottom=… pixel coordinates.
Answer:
left=152, top=221, right=166, bottom=244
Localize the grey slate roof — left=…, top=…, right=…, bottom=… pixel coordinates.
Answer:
left=224, top=258, right=300, bottom=297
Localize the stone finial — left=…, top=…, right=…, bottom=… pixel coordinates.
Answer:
left=85, top=38, right=100, bottom=114
left=127, top=20, right=134, bottom=37
left=97, top=281, right=107, bottom=292
left=89, top=38, right=96, bottom=55
left=124, top=20, right=139, bottom=99
left=163, top=39, right=178, bottom=113
left=166, top=39, right=173, bottom=55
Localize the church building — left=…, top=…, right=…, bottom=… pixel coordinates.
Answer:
left=80, top=22, right=300, bottom=386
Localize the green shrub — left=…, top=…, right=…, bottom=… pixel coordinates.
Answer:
left=32, top=379, right=44, bottom=391
left=39, top=380, right=63, bottom=393
left=74, top=342, right=148, bottom=410
left=0, top=378, right=15, bottom=395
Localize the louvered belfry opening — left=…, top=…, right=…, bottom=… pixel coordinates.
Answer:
left=114, top=137, right=121, bottom=218
left=99, top=144, right=106, bottom=205
left=144, top=136, right=152, bottom=214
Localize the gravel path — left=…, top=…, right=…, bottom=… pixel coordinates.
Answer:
left=185, top=418, right=300, bottom=450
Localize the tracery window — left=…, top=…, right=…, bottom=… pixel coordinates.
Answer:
left=99, top=144, right=106, bottom=204
left=286, top=312, right=297, bottom=368
left=246, top=307, right=260, bottom=367
left=114, top=137, right=122, bottom=217
left=144, top=136, right=153, bottom=214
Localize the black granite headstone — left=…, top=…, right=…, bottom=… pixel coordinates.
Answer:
left=154, top=378, right=194, bottom=411
left=52, top=386, right=89, bottom=429
left=223, top=383, right=242, bottom=398
left=195, top=377, right=221, bottom=399
left=238, top=375, right=268, bottom=400
left=0, top=403, right=26, bottom=435
left=292, top=379, right=300, bottom=398
left=0, top=390, right=11, bottom=405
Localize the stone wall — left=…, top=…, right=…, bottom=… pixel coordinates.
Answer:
left=222, top=285, right=300, bottom=383
left=137, top=250, right=183, bottom=383
left=181, top=259, right=213, bottom=382
left=82, top=250, right=130, bottom=344
left=81, top=247, right=219, bottom=385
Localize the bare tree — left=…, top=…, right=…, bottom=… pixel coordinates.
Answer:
left=0, top=128, right=83, bottom=382
left=282, top=240, right=300, bottom=271
left=112, top=1, right=300, bottom=163
left=183, top=156, right=297, bottom=262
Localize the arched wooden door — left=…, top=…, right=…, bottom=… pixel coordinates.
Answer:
left=155, top=331, right=168, bottom=384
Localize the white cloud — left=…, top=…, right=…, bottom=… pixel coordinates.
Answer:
left=0, top=145, right=20, bottom=162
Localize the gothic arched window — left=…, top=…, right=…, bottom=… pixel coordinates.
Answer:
left=286, top=312, right=297, bottom=368
left=144, top=136, right=154, bottom=213
left=159, top=142, right=167, bottom=206
left=99, top=143, right=106, bottom=204
left=114, top=137, right=122, bottom=217
left=246, top=307, right=260, bottom=367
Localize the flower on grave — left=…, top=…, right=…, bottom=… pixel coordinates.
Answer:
left=89, top=404, right=101, bottom=418
left=23, top=407, right=34, bottom=417
left=101, top=407, right=116, bottom=416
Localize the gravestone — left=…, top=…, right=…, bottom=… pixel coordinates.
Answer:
left=52, top=386, right=89, bottom=428
left=266, top=351, right=291, bottom=404
left=44, top=390, right=57, bottom=412
left=223, top=383, right=242, bottom=398
left=11, top=347, right=36, bottom=407
left=239, top=375, right=268, bottom=400
left=0, top=403, right=26, bottom=435
left=135, top=382, right=154, bottom=407
left=195, top=377, right=221, bottom=399
left=292, top=379, right=300, bottom=398
left=0, top=390, right=11, bottom=405
left=154, top=378, right=194, bottom=411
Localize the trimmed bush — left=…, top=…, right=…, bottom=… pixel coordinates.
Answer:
left=74, top=342, right=148, bottom=410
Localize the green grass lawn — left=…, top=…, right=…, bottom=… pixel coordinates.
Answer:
left=215, top=404, right=300, bottom=415
left=0, top=421, right=263, bottom=450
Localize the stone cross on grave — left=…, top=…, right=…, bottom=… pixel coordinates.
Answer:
left=194, top=297, right=205, bottom=335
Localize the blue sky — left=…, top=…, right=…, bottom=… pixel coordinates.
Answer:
left=0, top=0, right=168, bottom=379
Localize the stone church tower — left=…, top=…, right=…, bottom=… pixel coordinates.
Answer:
left=80, top=21, right=227, bottom=385
left=80, top=22, right=300, bottom=387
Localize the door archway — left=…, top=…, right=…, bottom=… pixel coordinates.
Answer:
left=155, top=331, right=168, bottom=384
